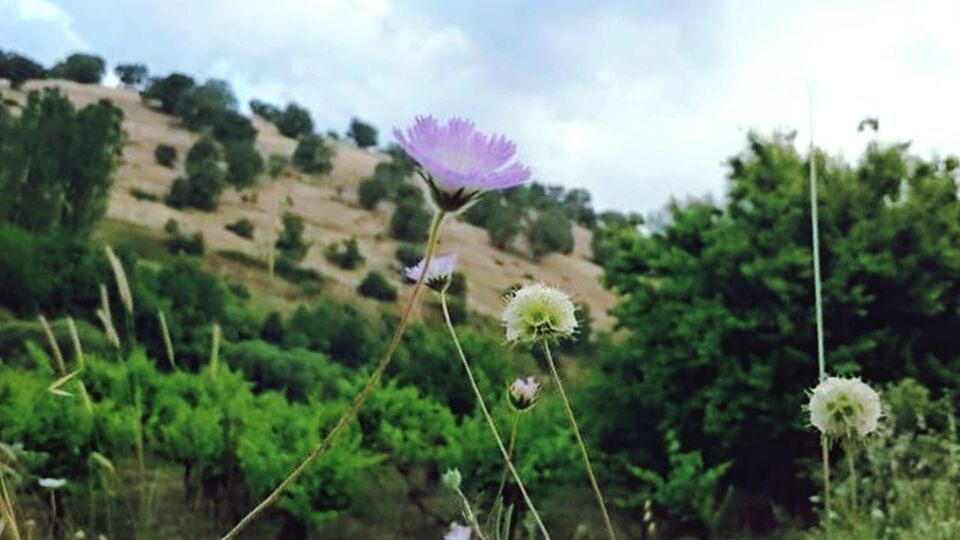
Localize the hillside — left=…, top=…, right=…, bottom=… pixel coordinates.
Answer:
left=5, top=79, right=617, bottom=329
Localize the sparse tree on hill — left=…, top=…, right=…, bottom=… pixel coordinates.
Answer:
left=275, top=103, right=314, bottom=139
left=143, top=73, right=196, bottom=114
left=48, top=53, right=106, bottom=84
left=224, top=142, right=264, bottom=189
left=0, top=50, right=46, bottom=88
left=347, top=117, right=378, bottom=149
left=292, top=134, right=335, bottom=174
left=115, top=63, right=149, bottom=89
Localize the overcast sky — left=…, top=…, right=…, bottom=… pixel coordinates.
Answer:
left=3, top=0, right=959, bottom=212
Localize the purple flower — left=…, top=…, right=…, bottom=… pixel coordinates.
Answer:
left=394, top=116, right=531, bottom=212
left=444, top=523, right=472, bottom=540
left=508, top=376, right=541, bottom=411
left=405, top=253, right=458, bottom=292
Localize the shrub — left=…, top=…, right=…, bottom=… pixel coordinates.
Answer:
left=212, top=109, right=257, bottom=144
left=487, top=203, right=521, bottom=249
left=143, top=73, right=196, bottom=114
left=130, top=188, right=160, bottom=202
left=275, top=103, right=314, bottom=139
left=275, top=212, right=309, bottom=261
left=357, top=271, right=397, bottom=301
left=225, top=218, right=255, bottom=239
left=224, top=340, right=343, bottom=402
left=250, top=99, right=280, bottom=121
left=48, top=53, right=105, bottom=84
left=224, top=142, right=264, bottom=189
left=0, top=50, right=46, bottom=88
left=389, top=200, right=431, bottom=242
left=114, top=63, right=148, bottom=89
left=185, top=136, right=220, bottom=174
left=283, top=299, right=382, bottom=368
left=154, top=144, right=177, bottom=167
left=394, top=243, right=423, bottom=267
left=347, top=117, right=378, bottom=148
left=528, top=208, right=574, bottom=259
left=167, top=231, right=205, bottom=256
left=259, top=311, right=285, bottom=343
left=166, top=159, right=224, bottom=211
left=266, top=154, right=288, bottom=178
left=324, top=237, right=364, bottom=270
left=292, top=134, right=334, bottom=174
left=358, top=175, right=389, bottom=210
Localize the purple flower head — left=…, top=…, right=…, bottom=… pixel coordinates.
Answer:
left=394, top=116, right=531, bottom=212
left=444, top=523, right=472, bottom=540
left=405, top=253, right=458, bottom=292
left=508, top=376, right=541, bottom=411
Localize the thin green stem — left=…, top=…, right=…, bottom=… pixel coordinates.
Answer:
left=846, top=445, right=857, bottom=516
left=542, top=341, right=617, bottom=540
left=455, top=487, right=489, bottom=540
left=220, top=211, right=446, bottom=540
left=440, top=293, right=551, bottom=540
left=491, top=412, right=520, bottom=517
left=821, top=436, right=831, bottom=536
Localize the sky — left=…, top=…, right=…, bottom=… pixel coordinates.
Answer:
left=3, top=0, right=960, bottom=212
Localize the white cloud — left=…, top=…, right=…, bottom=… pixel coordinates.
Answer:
left=5, top=0, right=960, bottom=212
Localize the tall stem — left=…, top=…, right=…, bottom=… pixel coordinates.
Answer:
left=454, top=486, right=489, bottom=540
left=542, top=341, right=617, bottom=540
left=821, top=436, right=831, bottom=533
left=845, top=446, right=857, bottom=515
left=492, top=412, right=520, bottom=515
left=440, top=293, right=551, bottom=539
left=220, top=212, right=446, bottom=540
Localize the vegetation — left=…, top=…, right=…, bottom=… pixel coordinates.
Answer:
left=153, top=143, right=177, bottom=167
left=324, top=237, right=365, bottom=270
left=114, top=63, right=149, bottom=89
left=225, top=218, right=255, bottom=239
left=347, top=117, right=378, bottom=148
left=275, top=212, right=310, bottom=261
left=357, top=270, right=397, bottom=301
left=292, top=134, right=335, bottom=174
left=224, top=141, right=264, bottom=189
left=390, top=200, right=431, bottom=242
left=48, top=53, right=106, bottom=84
left=0, top=48, right=45, bottom=88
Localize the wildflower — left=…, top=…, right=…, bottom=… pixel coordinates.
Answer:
left=405, top=254, right=458, bottom=292
left=442, top=468, right=462, bottom=491
left=444, top=523, right=472, bottom=540
left=809, top=376, right=882, bottom=440
left=38, top=478, right=66, bottom=490
left=508, top=376, right=541, bottom=411
left=501, top=283, right=577, bottom=344
left=394, top=116, right=530, bottom=212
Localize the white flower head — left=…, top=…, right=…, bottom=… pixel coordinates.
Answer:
left=501, top=283, right=577, bottom=344
left=38, top=477, right=67, bottom=490
left=405, top=254, right=458, bottom=292
left=444, top=523, right=472, bottom=540
left=508, top=376, right=541, bottom=412
left=808, top=376, right=882, bottom=441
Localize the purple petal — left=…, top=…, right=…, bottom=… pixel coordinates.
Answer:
left=405, top=253, right=458, bottom=283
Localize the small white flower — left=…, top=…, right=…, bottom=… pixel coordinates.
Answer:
left=38, top=477, right=67, bottom=490
left=508, top=376, right=540, bottom=411
left=405, top=254, right=458, bottom=292
left=441, top=468, right=462, bottom=491
left=501, top=283, right=577, bottom=343
left=444, top=523, right=472, bottom=540
left=809, top=376, right=882, bottom=440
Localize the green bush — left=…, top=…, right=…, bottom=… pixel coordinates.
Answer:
left=275, top=103, right=314, bottom=139
left=324, top=237, right=364, bottom=270
left=166, top=160, right=224, bottom=211
left=358, top=175, right=389, bottom=210
left=185, top=136, right=220, bottom=175
left=357, top=271, right=397, bottom=302
left=283, top=299, right=382, bottom=368
left=275, top=212, right=309, bottom=261
left=0, top=49, right=46, bottom=88
left=224, top=340, right=343, bottom=402
left=394, top=243, right=423, bottom=268
left=154, top=144, right=177, bottom=167
left=48, top=53, right=105, bottom=84
left=266, top=154, right=288, bottom=178
left=347, top=117, right=378, bottom=148
left=166, top=230, right=205, bottom=256
left=114, top=63, right=148, bottom=89
left=527, top=208, right=574, bottom=259
left=389, top=200, right=431, bottom=242
left=249, top=99, right=280, bottom=121
left=225, top=218, right=255, bottom=239
left=224, top=142, right=264, bottom=189
left=292, top=134, right=335, bottom=174
left=259, top=311, right=285, bottom=343
left=143, top=73, right=196, bottom=114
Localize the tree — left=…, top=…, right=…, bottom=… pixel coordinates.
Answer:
left=166, top=159, right=225, bottom=211
left=292, top=134, right=335, bottom=174
left=48, top=53, right=106, bottom=84
left=276, top=212, right=309, bottom=261
left=527, top=209, right=574, bottom=259
left=389, top=200, right=431, bottom=242
left=275, top=103, right=314, bottom=139
left=224, top=142, right=264, bottom=189
left=589, top=133, right=960, bottom=511
left=487, top=203, right=521, bottom=249
left=0, top=89, right=124, bottom=235
left=347, top=118, right=378, bottom=148
left=143, top=73, right=196, bottom=114
left=185, top=136, right=221, bottom=175
left=324, top=237, right=364, bottom=270
left=250, top=99, right=281, bottom=121
left=0, top=50, right=45, bottom=88
left=114, top=63, right=149, bottom=89
left=357, top=271, right=396, bottom=301
left=154, top=144, right=178, bottom=168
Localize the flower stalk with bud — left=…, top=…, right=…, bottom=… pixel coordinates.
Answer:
left=223, top=116, right=532, bottom=539
left=502, top=283, right=618, bottom=540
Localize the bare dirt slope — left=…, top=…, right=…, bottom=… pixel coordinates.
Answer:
left=11, top=80, right=617, bottom=329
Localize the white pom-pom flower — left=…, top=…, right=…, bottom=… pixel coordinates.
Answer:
left=501, top=283, right=577, bottom=344
left=808, top=376, right=882, bottom=440
left=405, top=254, right=458, bottom=292
left=38, top=477, right=67, bottom=490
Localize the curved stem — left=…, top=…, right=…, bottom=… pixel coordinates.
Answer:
left=542, top=341, right=617, bottom=540
left=221, top=211, right=446, bottom=540
left=440, top=293, right=551, bottom=539
left=454, top=487, right=489, bottom=540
